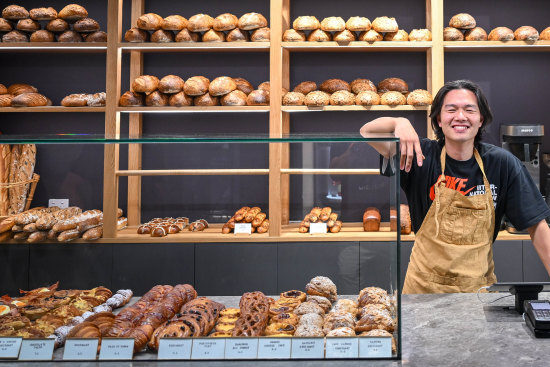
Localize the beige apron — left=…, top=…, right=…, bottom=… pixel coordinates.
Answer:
left=402, top=147, right=496, bottom=294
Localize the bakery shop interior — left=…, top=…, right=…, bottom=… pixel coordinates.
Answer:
left=0, top=0, right=550, bottom=362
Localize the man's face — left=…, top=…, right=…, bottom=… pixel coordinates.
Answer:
left=437, top=89, right=484, bottom=145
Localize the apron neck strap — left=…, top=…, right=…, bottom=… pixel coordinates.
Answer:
left=438, top=146, right=491, bottom=196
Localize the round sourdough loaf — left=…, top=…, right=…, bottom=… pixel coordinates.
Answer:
left=209, top=77, right=237, bottom=96
left=2, top=5, right=29, bottom=20
left=29, top=7, right=57, bottom=20
left=350, top=79, right=377, bottom=94
left=406, top=89, right=432, bottom=106
left=137, top=13, right=163, bottom=30
left=380, top=91, right=406, bottom=105
left=188, top=14, right=214, bottom=32
left=132, top=75, right=160, bottom=95
left=16, top=19, right=40, bottom=32
left=443, top=27, right=463, bottom=41
left=371, top=16, right=398, bottom=33
left=358, top=29, right=382, bottom=42
left=226, top=28, right=249, bottom=41
left=202, top=29, right=225, bottom=42
left=145, top=91, right=169, bottom=106
left=346, top=16, right=371, bottom=32
left=384, top=29, right=408, bottom=41
left=464, top=27, right=487, bottom=41
left=409, top=28, right=432, bottom=41
left=320, top=79, right=351, bottom=94
left=329, top=90, right=355, bottom=105
left=334, top=29, right=356, bottom=42
left=221, top=90, right=247, bottom=106
left=194, top=93, right=219, bottom=106
left=449, top=13, right=476, bottom=29
left=304, top=91, right=330, bottom=106
left=30, top=30, right=55, bottom=42
left=377, top=77, right=408, bottom=93
left=283, top=29, right=306, bottom=41
left=488, top=27, right=514, bottom=41
left=213, top=13, right=238, bottom=31
left=320, top=17, right=345, bottom=32
left=293, top=16, right=320, bottom=31
left=46, top=19, right=69, bottom=32
left=168, top=91, right=193, bottom=106
left=57, top=30, right=82, bottom=42
left=251, top=27, right=270, bottom=41
left=158, top=75, right=184, bottom=94
left=85, top=31, right=107, bottom=42
left=307, top=29, right=332, bottom=42
left=293, top=81, right=317, bottom=95
left=514, top=26, right=539, bottom=41
left=233, top=77, right=254, bottom=95
left=283, top=92, right=305, bottom=106
left=184, top=76, right=210, bottom=96
left=175, top=29, right=200, bottom=42
left=246, top=89, right=269, bottom=105
left=238, top=13, right=267, bottom=30
left=125, top=27, right=149, bottom=42
left=355, top=91, right=380, bottom=105
left=162, top=15, right=187, bottom=31
left=58, top=4, right=88, bottom=22
left=73, top=18, right=100, bottom=33
left=540, top=27, right=550, bottom=40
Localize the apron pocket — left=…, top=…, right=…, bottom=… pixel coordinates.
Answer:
left=440, top=205, right=490, bottom=246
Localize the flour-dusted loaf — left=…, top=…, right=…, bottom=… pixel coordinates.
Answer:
left=132, top=75, right=159, bottom=95
left=213, top=13, right=238, bottom=31
left=406, top=89, right=432, bottom=106
left=11, top=93, right=50, bottom=107
left=158, top=75, right=184, bottom=94
left=355, top=91, right=380, bottom=105
left=409, top=28, right=432, bottom=41
left=202, top=29, right=225, bottom=42
left=151, top=29, right=175, bottom=43
left=220, top=90, right=247, bottom=106
left=175, top=29, right=200, bottom=42
left=320, top=17, right=345, bottom=32
left=283, top=29, right=306, bottom=41
left=384, top=29, right=408, bottom=41
left=464, top=27, right=487, bottom=41
left=293, top=16, right=320, bottom=31
left=8, top=144, right=36, bottom=215
left=449, top=13, right=476, bottom=29
left=334, top=29, right=356, bottom=42
left=162, top=15, right=188, bottom=31
left=346, top=16, right=371, bottom=32
left=251, top=27, right=270, bottom=42
left=358, top=29, right=382, bottom=42
left=350, top=78, right=377, bottom=94
left=488, top=27, right=514, bottom=41
left=443, top=26, right=464, bottom=41
left=514, top=26, right=539, bottom=41
left=226, top=28, right=249, bottom=42
left=188, top=14, right=214, bottom=32
left=73, top=18, right=100, bottom=33
left=137, top=13, right=163, bottom=30
left=380, top=91, right=406, bottom=105
left=30, top=30, right=55, bottom=42
left=238, top=12, right=267, bottom=30
left=371, top=16, right=398, bottom=33
left=184, top=76, right=210, bottom=96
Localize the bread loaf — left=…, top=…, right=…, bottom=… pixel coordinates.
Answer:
left=137, top=13, right=163, bottom=30
left=329, top=90, right=355, bottom=105
left=8, top=145, right=36, bottom=215
left=11, top=93, right=50, bottom=107
left=13, top=232, right=29, bottom=241
left=380, top=91, right=406, bottom=105
left=2, top=5, right=29, bottom=20
left=378, top=78, right=408, bottom=93
left=119, top=91, right=144, bottom=106
left=213, top=13, right=238, bottom=31
left=334, top=29, right=356, bottom=42
left=74, top=18, right=100, bottom=33
left=514, top=26, right=539, bottom=41
left=151, top=29, right=174, bottom=43
left=407, top=89, right=432, bottom=106
left=350, top=79, right=376, bottom=94
left=464, top=27, right=487, bottom=41
left=168, top=92, right=193, bottom=106
left=0, top=145, right=11, bottom=216
left=61, top=94, right=88, bottom=107
left=251, top=27, right=270, bottom=42
left=358, top=29, right=382, bottom=42
left=57, top=229, right=80, bottom=242
left=371, top=16, right=398, bottom=32
left=246, top=89, right=269, bottom=105
left=29, top=7, right=57, bottom=21
left=540, top=27, right=550, bottom=40
left=175, top=29, right=200, bottom=42
left=444, top=27, right=464, bottom=41
left=320, top=17, right=345, bottom=32
left=188, top=14, right=214, bottom=32
left=282, top=92, right=305, bottom=106
left=46, top=19, right=69, bottom=33
left=238, top=13, right=267, bottom=30
left=35, top=206, right=82, bottom=230
left=258, top=82, right=270, bottom=92
left=233, top=77, right=254, bottom=95
left=220, top=90, right=247, bottom=106
left=202, top=29, right=225, bottom=42
left=363, top=207, right=381, bottom=232
left=23, top=222, right=38, bottom=233
left=162, top=15, right=188, bottom=31
left=57, top=30, right=82, bottom=42
left=0, top=18, right=12, bottom=32
left=53, top=209, right=103, bottom=233
left=85, top=31, right=107, bottom=42
left=320, top=79, right=351, bottom=94
left=384, top=30, right=409, bottom=41
left=293, top=81, right=317, bottom=95
left=158, top=75, right=184, bottom=94
left=209, top=77, right=237, bottom=96
left=293, top=16, right=320, bottom=31
left=82, top=226, right=102, bottom=241
left=145, top=91, right=169, bottom=106
left=16, top=19, right=41, bottom=32
left=226, top=28, right=249, bottom=42
left=283, top=29, right=306, bottom=42
left=0, top=217, right=15, bottom=233
left=125, top=27, right=149, bottom=42
left=194, top=93, right=219, bottom=106
left=449, top=13, right=476, bottom=29
left=2, top=30, right=28, bottom=42
left=58, top=4, right=88, bottom=22
left=30, top=30, right=55, bottom=42
left=307, top=29, right=332, bottom=42
left=8, top=84, right=38, bottom=96
left=304, top=91, right=330, bottom=106
left=0, top=94, right=15, bottom=107
left=409, top=29, right=432, bottom=41
left=184, top=76, right=210, bottom=96
left=346, top=16, right=371, bottom=32
left=390, top=204, right=411, bottom=234
left=488, top=27, right=514, bottom=41
left=132, top=75, right=159, bottom=95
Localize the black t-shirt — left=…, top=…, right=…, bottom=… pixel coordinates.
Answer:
left=382, top=139, right=550, bottom=241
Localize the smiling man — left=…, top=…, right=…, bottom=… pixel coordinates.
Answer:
left=360, top=79, right=550, bottom=293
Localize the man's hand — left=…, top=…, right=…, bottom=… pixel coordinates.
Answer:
left=394, top=118, right=424, bottom=172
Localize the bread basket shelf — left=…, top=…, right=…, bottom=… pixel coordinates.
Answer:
left=118, top=42, right=270, bottom=52
left=0, top=43, right=107, bottom=52
left=116, top=106, right=270, bottom=113
left=443, top=40, right=550, bottom=52
left=0, top=107, right=106, bottom=113
left=282, top=41, right=432, bottom=52
left=281, top=105, right=430, bottom=112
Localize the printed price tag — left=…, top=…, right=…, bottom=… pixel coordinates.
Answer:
left=359, top=337, right=392, bottom=358
left=63, top=338, right=99, bottom=360
left=225, top=338, right=258, bottom=359
left=257, top=338, right=291, bottom=359
left=234, top=223, right=252, bottom=235
left=309, top=222, right=327, bottom=234
left=157, top=338, right=192, bottom=360
left=18, top=339, right=54, bottom=361
left=191, top=338, right=225, bottom=360
left=291, top=338, right=324, bottom=359
left=98, top=338, right=134, bottom=360
left=325, top=337, right=358, bottom=359
left=0, top=337, right=22, bottom=359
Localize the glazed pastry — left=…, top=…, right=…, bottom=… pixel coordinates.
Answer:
left=280, top=290, right=307, bottom=302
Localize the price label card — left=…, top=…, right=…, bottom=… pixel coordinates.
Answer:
left=325, top=337, right=358, bottom=359
left=18, top=339, right=55, bottom=361
left=157, top=338, right=192, bottom=360
left=225, top=338, right=258, bottom=359
left=98, top=338, right=134, bottom=360
left=234, top=223, right=252, bottom=235
left=191, top=338, right=225, bottom=360
left=291, top=338, right=324, bottom=359
left=0, top=337, right=22, bottom=359
left=63, top=338, right=99, bottom=360
left=257, top=338, right=291, bottom=359
left=359, top=337, right=392, bottom=358
left=309, top=222, right=327, bottom=234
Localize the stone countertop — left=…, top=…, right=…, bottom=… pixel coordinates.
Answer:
left=4, top=293, right=550, bottom=367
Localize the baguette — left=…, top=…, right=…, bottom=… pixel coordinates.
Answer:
left=14, top=206, right=58, bottom=226
left=11, top=224, right=23, bottom=232
left=82, top=226, right=102, bottom=241
left=23, top=222, right=37, bottom=233
left=0, top=231, right=13, bottom=241
left=47, top=229, right=58, bottom=241
left=57, top=229, right=80, bottom=242
left=35, top=206, right=82, bottom=230
left=27, top=231, right=47, bottom=243
left=0, top=217, right=15, bottom=233
left=0, top=145, right=11, bottom=216
left=52, top=209, right=102, bottom=232
left=117, top=217, right=127, bottom=230
left=13, top=232, right=29, bottom=241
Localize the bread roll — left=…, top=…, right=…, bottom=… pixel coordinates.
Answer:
left=85, top=31, right=107, bottom=42
left=540, top=27, right=550, bottom=40
left=358, top=29, right=382, bottom=42
left=514, top=26, right=539, bottom=41
left=194, top=93, right=219, bottom=106
left=132, top=75, right=160, bottom=95
left=73, top=18, right=100, bottom=33
left=0, top=18, right=12, bottom=32
left=214, top=13, right=238, bottom=31
left=258, top=81, right=270, bottom=92
left=224, top=28, right=248, bottom=41
left=378, top=77, right=408, bottom=93
left=58, top=4, right=88, bottom=22
left=29, top=7, right=57, bottom=21
left=384, top=29, right=408, bottom=41
left=330, top=90, right=355, bottom=105
left=283, top=29, right=306, bottom=41
left=334, top=29, right=356, bottom=42
left=137, top=13, right=163, bottom=31
left=202, top=29, right=225, bottom=42
left=61, top=94, right=88, bottom=107
left=371, top=16, right=398, bottom=33
left=464, top=27, right=487, bottom=41
left=251, top=27, right=270, bottom=42
left=119, top=91, right=144, bottom=106
left=409, top=28, right=432, bottom=41
left=307, top=29, right=332, bottom=42
left=233, top=77, right=254, bottom=95
left=449, top=13, right=476, bottom=29
left=488, top=27, right=514, bottom=41
left=184, top=76, right=210, bottom=96
left=320, top=17, right=345, bottom=32
left=124, top=27, right=149, bottom=42
left=86, top=92, right=106, bottom=107
left=46, top=19, right=69, bottom=33
left=282, top=92, right=305, bottom=106
left=246, top=89, right=269, bottom=105
left=346, top=17, right=371, bottom=32
left=188, top=14, right=214, bottom=32
left=158, top=75, right=184, bottom=94
left=151, top=29, right=174, bottom=42
left=0, top=84, right=7, bottom=94
left=304, top=91, right=330, bottom=106
left=8, top=84, right=38, bottom=96
left=238, top=13, right=268, bottom=30
left=406, top=89, right=432, bottom=106
left=221, top=90, right=248, bottom=106
left=293, top=81, right=317, bottom=95
left=350, top=79, right=376, bottom=94
left=145, top=91, right=169, bottom=106
left=11, top=93, right=50, bottom=107
left=175, top=29, right=200, bottom=42
left=355, top=91, right=380, bottom=105
left=57, top=30, right=82, bottom=42
left=363, top=207, right=381, bottom=232
left=168, top=91, right=193, bottom=106
left=29, top=30, right=55, bottom=42
left=209, top=77, right=237, bottom=96
left=162, top=15, right=188, bottom=31
left=16, top=19, right=40, bottom=32
left=0, top=95, right=14, bottom=107
left=443, top=27, right=464, bottom=41
left=320, top=79, right=351, bottom=94
left=380, top=91, right=406, bottom=105
left=293, top=16, right=320, bottom=31
left=2, top=5, right=29, bottom=20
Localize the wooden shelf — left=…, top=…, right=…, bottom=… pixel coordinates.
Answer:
left=0, top=43, right=107, bottom=52
left=444, top=40, right=550, bottom=51
left=119, top=42, right=270, bottom=52
left=282, top=41, right=432, bottom=52
left=0, top=107, right=105, bottom=113
left=116, top=106, right=270, bottom=113
left=282, top=105, right=430, bottom=112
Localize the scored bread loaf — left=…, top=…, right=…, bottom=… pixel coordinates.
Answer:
left=184, top=76, right=210, bottom=96
left=162, top=15, right=188, bottom=31
left=351, top=79, right=377, bottom=94
left=213, top=13, right=238, bottom=31
left=194, top=93, right=219, bottom=106
left=294, top=81, right=317, bottom=95
left=137, top=13, right=163, bottom=30
left=282, top=91, right=305, bottom=106
left=145, top=91, right=169, bottom=106
left=0, top=94, right=14, bottom=107
left=346, top=16, right=371, bottom=32
left=355, top=91, right=381, bottom=106
left=119, top=91, right=144, bottom=106
left=378, top=77, right=408, bottom=93
left=246, top=89, right=269, bottom=105
left=168, top=91, right=193, bottom=106
left=158, top=75, right=185, bottom=94
left=449, top=13, right=476, bottom=29
left=209, top=77, right=237, bottom=96
left=320, top=17, right=345, bottom=32
left=2, top=5, right=29, bottom=20
left=29, top=7, right=57, bottom=21
left=57, top=30, right=82, bottom=42
left=464, top=27, right=487, bottom=41
left=52, top=209, right=103, bottom=233
left=307, top=29, right=332, bottom=42
left=371, top=16, right=398, bottom=32
left=220, top=90, right=247, bottom=106
left=334, top=29, right=356, bottom=42
left=233, top=77, right=254, bottom=95
left=319, top=79, right=351, bottom=94
left=202, top=29, right=225, bottom=42
left=226, top=28, right=249, bottom=42
left=11, top=93, right=50, bottom=107
left=8, top=83, right=38, bottom=96
left=125, top=27, right=150, bottom=42
left=384, top=30, right=409, bottom=41
left=188, top=14, right=214, bottom=32
left=132, top=75, right=159, bottom=95
left=0, top=84, right=7, bottom=94
left=514, top=26, right=539, bottom=41
left=8, top=144, right=36, bottom=215
left=0, top=145, right=11, bottom=216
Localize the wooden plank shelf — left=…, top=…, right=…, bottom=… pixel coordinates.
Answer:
left=282, top=41, right=432, bottom=51
left=281, top=105, right=430, bottom=112
left=117, top=106, right=271, bottom=113
left=0, top=43, right=107, bottom=52
left=118, top=42, right=270, bottom=52
left=116, top=169, right=270, bottom=176
left=0, top=107, right=106, bottom=113
left=444, top=40, right=550, bottom=51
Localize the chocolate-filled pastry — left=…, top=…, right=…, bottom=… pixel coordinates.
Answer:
left=2, top=5, right=29, bottom=20
left=119, top=91, right=144, bottom=106
left=320, top=79, right=351, bottom=94
left=16, top=19, right=41, bottom=32
left=158, top=75, right=184, bottom=94
left=283, top=29, right=306, bottom=42
left=293, top=16, right=320, bottom=31
left=145, top=91, right=168, bottom=106
left=73, top=18, right=100, bottom=33
left=58, top=4, right=88, bottom=22
left=194, top=93, right=219, bottom=106
left=0, top=18, right=13, bottom=32
left=282, top=91, right=305, bottom=106
left=175, top=28, right=200, bottom=42
left=238, top=12, right=268, bottom=30
left=488, top=27, right=514, bottom=41
left=384, top=29, right=409, bottom=41
left=358, top=29, right=382, bottom=42
left=464, top=27, right=487, bottom=41
left=85, top=31, right=107, bottom=42
left=151, top=29, right=174, bottom=43
left=132, top=75, right=160, bottom=95
left=233, top=77, right=254, bottom=95
left=162, top=15, right=188, bottom=31
left=137, top=13, right=163, bottom=31
left=320, top=16, right=345, bottom=32
left=226, top=28, right=249, bottom=42
left=46, top=19, right=69, bottom=33
left=220, top=90, right=247, bottom=106
left=30, top=30, right=55, bottom=42
left=246, top=89, right=269, bottom=105
left=251, top=27, right=270, bottom=41
left=188, top=14, right=214, bottom=32
left=184, top=76, right=210, bottom=96
left=168, top=92, right=193, bottom=106
left=202, top=29, right=225, bottom=42
left=30, top=7, right=57, bottom=20
left=57, top=30, right=82, bottom=42
left=346, top=16, right=371, bottom=32
left=443, top=26, right=464, bottom=41
left=214, top=13, right=238, bottom=31
left=125, top=27, right=149, bottom=42
left=307, top=29, right=331, bottom=42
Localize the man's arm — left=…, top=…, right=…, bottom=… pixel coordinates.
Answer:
left=359, top=117, right=424, bottom=172
left=528, top=220, right=550, bottom=276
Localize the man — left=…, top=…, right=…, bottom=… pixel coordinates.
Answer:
left=360, top=80, right=550, bottom=293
